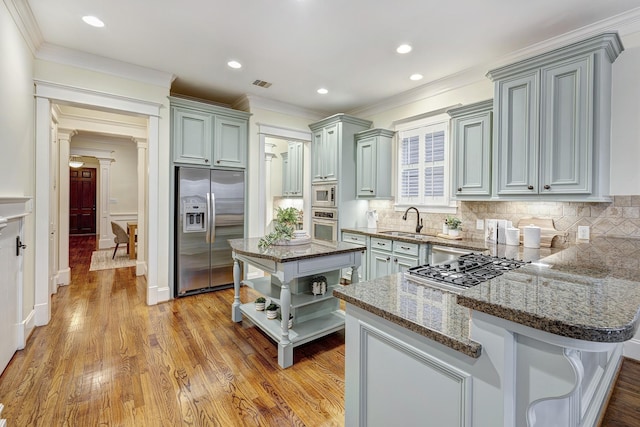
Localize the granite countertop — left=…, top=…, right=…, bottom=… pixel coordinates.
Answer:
left=333, top=273, right=482, bottom=358
left=228, top=237, right=365, bottom=263
left=334, top=235, right=640, bottom=357
left=341, top=227, right=489, bottom=252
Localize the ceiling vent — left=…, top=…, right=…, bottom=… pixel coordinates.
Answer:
left=252, top=79, right=272, bottom=88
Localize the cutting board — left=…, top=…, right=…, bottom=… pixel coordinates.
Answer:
left=516, top=218, right=567, bottom=248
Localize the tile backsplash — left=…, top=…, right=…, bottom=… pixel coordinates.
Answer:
left=369, top=196, right=640, bottom=246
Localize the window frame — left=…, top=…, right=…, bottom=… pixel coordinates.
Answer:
left=394, top=113, right=457, bottom=214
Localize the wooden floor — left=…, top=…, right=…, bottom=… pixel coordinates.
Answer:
left=1, top=236, right=639, bottom=426
left=0, top=235, right=346, bottom=426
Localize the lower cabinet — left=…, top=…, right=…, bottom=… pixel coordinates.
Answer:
left=368, top=237, right=424, bottom=280
left=342, top=232, right=368, bottom=281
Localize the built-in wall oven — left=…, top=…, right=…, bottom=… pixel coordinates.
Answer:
left=312, top=184, right=337, bottom=208
left=311, top=207, right=338, bottom=243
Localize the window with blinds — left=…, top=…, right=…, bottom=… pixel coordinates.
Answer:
left=396, top=116, right=450, bottom=208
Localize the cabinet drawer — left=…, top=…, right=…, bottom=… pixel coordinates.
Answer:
left=343, top=233, right=367, bottom=245
left=370, top=237, right=392, bottom=252
left=393, top=241, right=420, bottom=257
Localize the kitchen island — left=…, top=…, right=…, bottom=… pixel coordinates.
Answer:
left=229, top=238, right=365, bottom=368
left=334, top=237, right=640, bottom=426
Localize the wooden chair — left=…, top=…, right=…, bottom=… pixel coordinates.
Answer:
left=111, top=221, right=129, bottom=259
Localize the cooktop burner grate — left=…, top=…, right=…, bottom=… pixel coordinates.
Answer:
left=405, top=253, right=530, bottom=292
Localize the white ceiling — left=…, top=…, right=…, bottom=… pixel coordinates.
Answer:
left=26, top=0, right=640, bottom=115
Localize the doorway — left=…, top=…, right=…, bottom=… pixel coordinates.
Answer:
left=69, top=167, right=97, bottom=235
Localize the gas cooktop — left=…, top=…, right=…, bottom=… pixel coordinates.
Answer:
left=405, top=253, right=530, bottom=293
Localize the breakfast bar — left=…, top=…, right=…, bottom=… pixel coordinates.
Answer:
left=229, top=238, right=365, bottom=368
left=334, top=237, right=640, bottom=427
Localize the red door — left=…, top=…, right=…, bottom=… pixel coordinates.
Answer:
left=70, top=168, right=97, bottom=234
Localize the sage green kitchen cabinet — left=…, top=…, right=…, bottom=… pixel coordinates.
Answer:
left=214, top=116, right=247, bottom=168
left=283, top=141, right=303, bottom=197
left=487, top=32, right=623, bottom=201
left=355, top=128, right=395, bottom=198
left=342, top=232, right=368, bottom=282
left=448, top=100, right=493, bottom=199
left=309, top=114, right=372, bottom=183
left=172, top=107, right=213, bottom=166
left=171, top=96, right=250, bottom=169
left=368, top=237, right=422, bottom=280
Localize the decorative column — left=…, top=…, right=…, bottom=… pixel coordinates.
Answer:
left=97, top=157, right=115, bottom=250
left=134, top=138, right=147, bottom=276
left=56, top=128, right=76, bottom=286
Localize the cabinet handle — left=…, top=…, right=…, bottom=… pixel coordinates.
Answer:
left=457, top=188, right=462, bottom=192
left=394, top=258, right=398, bottom=263
left=370, top=189, right=374, bottom=193
left=386, top=256, right=390, bottom=261
left=205, top=159, right=209, bottom=163
left=544, top=185, right=551, bottom=190
left=216, top=160, right=221, bottom=164
left=400, top=246, right=410, bottom=250
left=527, top=185, right=534, bottom=190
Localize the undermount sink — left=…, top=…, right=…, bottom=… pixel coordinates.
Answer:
left=378, top=231, right=428, bottom=240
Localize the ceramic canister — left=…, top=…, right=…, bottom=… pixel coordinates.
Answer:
left=523, top=225, right=541, bottom=249
left=505, top=227, right=520, bottom=246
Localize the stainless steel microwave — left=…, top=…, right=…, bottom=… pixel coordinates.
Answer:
left=312, top=184, right=337, bottom=207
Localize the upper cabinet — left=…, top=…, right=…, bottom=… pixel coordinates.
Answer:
left=171, top=96, right=250, bottom=169
left=309, top=114, right=372, bottom=184
left=486, top=32, right=623, bottom=201
left=355, top=128, right=395, bottom=199
left=448, top=100, right=493, bottom=199
left=283, top=141, right=304, bottom=197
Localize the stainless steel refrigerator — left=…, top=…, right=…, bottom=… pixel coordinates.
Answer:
left=175, top=167, right=245, bottom=296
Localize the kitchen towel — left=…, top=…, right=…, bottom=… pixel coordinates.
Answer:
left=523, top=225, right=541, bottom=249
left=505, top=227, right=520, bottom=246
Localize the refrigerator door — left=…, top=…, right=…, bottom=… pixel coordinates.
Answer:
left=176, top=167, right=212, bottom=295
left=209, top=169, right=245, bottom=287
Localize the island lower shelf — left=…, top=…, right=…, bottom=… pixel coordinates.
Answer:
left=239, top=303, right=345, bottom=347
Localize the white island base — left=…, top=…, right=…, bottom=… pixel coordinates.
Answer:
left=344, top=304, right=621, bottom=427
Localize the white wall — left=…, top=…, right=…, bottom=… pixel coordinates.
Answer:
left=0, top=0, right=36, bottom=321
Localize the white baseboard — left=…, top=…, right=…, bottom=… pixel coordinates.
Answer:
left=98, top=235, right=113, bottom=250
left=34, top=302, right=50, bottom=326
left=17, top=310, right=35, bottom=349
left=623, top=338, right=640, bottom=361
left=57, top=267, right=71, bottom=285
left=157, top=286, right=171, bottom=303
left=136, top=261, right=146, bottom=276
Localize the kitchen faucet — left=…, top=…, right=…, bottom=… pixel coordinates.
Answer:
left=402, top=206, right=423, bottom=233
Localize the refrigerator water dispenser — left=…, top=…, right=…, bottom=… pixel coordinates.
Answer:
left=183, top=202, right=206, bottom=233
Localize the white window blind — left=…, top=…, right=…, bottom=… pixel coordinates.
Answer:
left=396, top=115, right=451, bottom=209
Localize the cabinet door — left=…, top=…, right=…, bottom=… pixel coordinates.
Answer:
left=312, top=131, right=324, bottom=182
left=288, top=141, right=303, bottom=196
left=393, top=254, right=419, bottom=274
left=173, top=108, right=212, bottom=165
left=213, top=116, right=247, bottom=168
left=281, top=152, right=290, bottom=196
left=357, top=136, right=376, bottom=196
left=496, top=72, right=539, bottom=195
left=369, top=249, right=392, bottom=280
left=454, top=112, right=492, bottom=197
left=322, top=123, right=339, bottom=181
left=539, top=56, right=592, bottom=194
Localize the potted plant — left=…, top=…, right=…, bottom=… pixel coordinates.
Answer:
left=258, top=207, right=301, bottom=248
left=265, top=303, right=279, bottom=319
left=254, top=297, right=266, bottom=311
left=446, top=216, right=462, bottom=237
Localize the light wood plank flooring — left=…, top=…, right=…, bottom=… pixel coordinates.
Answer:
left=0, top=236, right=345, bottom=426
left=1, top=235, right=639, bottom=426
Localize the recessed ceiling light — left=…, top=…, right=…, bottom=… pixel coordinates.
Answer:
left=410, top=73, right=423, bottom=81
left=227, top=60, right=242, bottom=69
left=82, top=15, right=104, bottom=28
left=317, top=88, right=328, bottom=95
left=396, top=44, right=412, bottom=54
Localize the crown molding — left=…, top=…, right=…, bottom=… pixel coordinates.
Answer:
left=350, top=7, right=640, bottom=118
left=36, top=43, right=176, bottom=89
left=233, top=94, right=326, bottom=121
left=3, top=0, right=43, bottom=54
